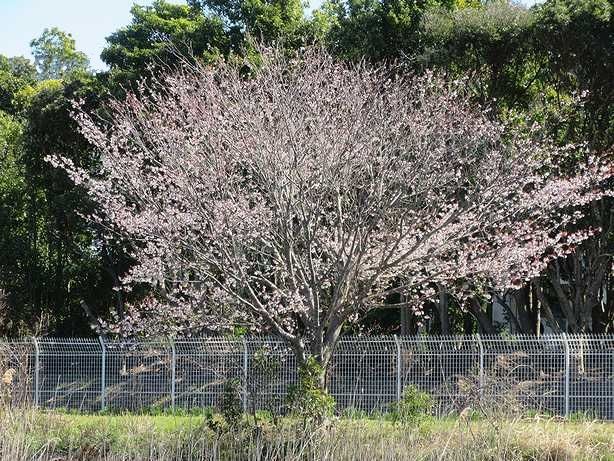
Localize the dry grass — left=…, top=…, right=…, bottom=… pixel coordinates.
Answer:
left=1, top=350, right=613, bottom=460
left=1, top=408, right=613, bottom=461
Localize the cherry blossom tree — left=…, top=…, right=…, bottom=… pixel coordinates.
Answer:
left=51, top=47, right=612, bottom=372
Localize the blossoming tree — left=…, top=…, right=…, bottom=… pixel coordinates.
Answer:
left=53, top=47, right=611, bottom=371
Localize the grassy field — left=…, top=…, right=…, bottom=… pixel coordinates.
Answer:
left=1, top=409, right=614, bottom=460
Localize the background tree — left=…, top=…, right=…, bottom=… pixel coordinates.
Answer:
left=101, top=0, right=321, bottom=91
left=318, top=0, right=484, bottom=61
left=0, top=55, right=37, bottom=113
left=523, top=0, right=613, bottom=333
left=0, top=110, right=29, bottom=333
left=417, top=2, right=537, bottom=110
left=0, top=32, right=131, bottom=336
left=187, top=0, right=314, bottom=46
left=102, top=1, right=231, bottom=86
left=16, top=74, right=126, bottom=335
left=532, top=0, right=614, bottom=149
left=30, top=27, right=89, bottom=80
left=362, top=0, right=614, bottom=334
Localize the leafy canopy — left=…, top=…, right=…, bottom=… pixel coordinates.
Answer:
left=30, top=27, right=89, bottom=80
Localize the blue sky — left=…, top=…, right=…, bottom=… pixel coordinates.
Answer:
left=1, top=0, right=538, bottom=72
left=0, top=0, right=188, bottom=71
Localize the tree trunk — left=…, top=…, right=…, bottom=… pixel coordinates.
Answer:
left=532, top=279, right=563, bottom=333
left=513, top=287, right=536, bottom=334
left=467, top=298, right=496, bottom=334
left=400, top=305, right=411, bottom=336
left=438, top=288, right=450, bottom=335
left=541, top=199, right=613, bottom=333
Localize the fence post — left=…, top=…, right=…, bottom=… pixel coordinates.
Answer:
left=242, top=337, right=248, bottom=412
left=169, top=337, right=176, bottom=410
left=98, top=336, right=106, bottom=411
left=562, top=333, right=570, bottom=418
left=475, top=334, right=484, bottom=398
left=32, top=337, right=40, bottom=407
left=394, top=335, right=402, bottom=402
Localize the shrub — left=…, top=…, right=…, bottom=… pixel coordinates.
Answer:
left=390, top=385, right=433, bottom=425
left=340, top=407, right=368, bottom=420
left=221, top=378, right=242, bottom=428
left=287, top=357, right=335, bottom=422
left=248, top=346, right=282, bottom=425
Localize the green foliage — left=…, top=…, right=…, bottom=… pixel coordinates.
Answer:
left=12, top=75, right=110, bottom=335
left=102, top=0, right=319, bottom=89
left=252, top=347, right=281, bottom=379
left=12, top=79, right=64, bottom=113
left=231, top=325, right=248, bottom=337
left=389, top=385, right=434, bottom=424
left=418, top=2, right=537, bottom=108
left=248, top=346, right=282, bottom=424
left=221, top=378, right=243, bottom=428
left=30, top=27, right=89, bottom=80
left=188, top=0, right=313, bottom=47
left=414, top=0, right=613, bottom=148
left=0, top=55, right=37, bottom=84
left=287, top=357, right=335, bottom=421
left=102, top=0, right=230, bottom=87
left=532, top=0, right=614, bottom=148
left=320, top=0, right=456, bottom=61
left=0, top=55, right=37, bottom=113
left=0, top=110, right=22, bottom=154
left=0, top=63, right=133, bottom=336
left=0, top=111, right=28, bottom=333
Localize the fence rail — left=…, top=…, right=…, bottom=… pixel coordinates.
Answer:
left=1, top=334, right=613, bottom=419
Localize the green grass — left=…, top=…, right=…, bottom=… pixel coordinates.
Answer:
left=2, top=409, right=614, bottom=460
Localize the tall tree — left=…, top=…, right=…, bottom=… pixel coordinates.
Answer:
left=319, top=0, right=466, bottom=61
left=527, top=0, right=614, bottom=332
left=0, top=110, right=30, bottom=333
left=102, top=0, right=230, bottom=86
left=7, top=75, right=112, bottom=335
left=188, top=0, right=312, bottom=45
left=531, top=0, right=614, bottom=149
left=54, top=47, right=610, bottom=375
left=30, top=28, right=89, bottom=80
left=396, top=0, right=614, bottom=333
left=0, top=48, right=128, bottom=335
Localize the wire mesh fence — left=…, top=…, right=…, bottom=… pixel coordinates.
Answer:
left=1, top=334, right=613, bottom=419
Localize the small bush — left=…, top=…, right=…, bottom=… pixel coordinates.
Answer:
left=287, top=357, right=335, bottom=422
left=340, top=407, right=368, bottom=420
left=248, top=346, right=282, bottom=425
left=390, top=385, right=433, bottom=425
left=568, top=409, right=597, bottom=422
left=204, top=412, right=229, bottom=434
left=221, top=378, right=242, bottom=428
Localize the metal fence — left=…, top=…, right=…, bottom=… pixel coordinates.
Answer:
left=1, top=335, right=613, bottom=419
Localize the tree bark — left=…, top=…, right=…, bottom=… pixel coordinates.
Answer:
left=532, top=279, right=563, bottom=333
left=438, top=288, right=450, bottom=335
left=467, top=298, right=496, bottom=334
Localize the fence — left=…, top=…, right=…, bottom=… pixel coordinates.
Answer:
left=1, top=334, right=613, bottom=419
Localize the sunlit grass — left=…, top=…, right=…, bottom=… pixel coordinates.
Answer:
left=2, top=408, right=614, bottom=460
